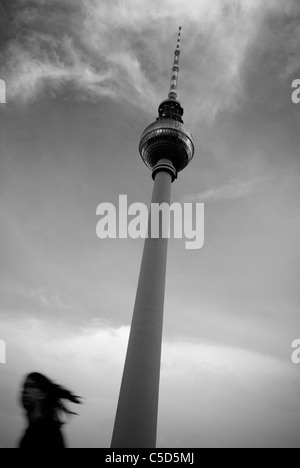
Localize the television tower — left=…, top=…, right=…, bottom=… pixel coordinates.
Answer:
left=111, top=27, right=194, bottom=448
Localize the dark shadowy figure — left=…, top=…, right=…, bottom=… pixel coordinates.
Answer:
left=19, top=372, right=81, bottom=449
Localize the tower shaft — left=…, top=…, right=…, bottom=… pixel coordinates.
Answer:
left=111, top=163, right=172, bottom=448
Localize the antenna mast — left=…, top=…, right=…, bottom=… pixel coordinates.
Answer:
left=168, top=26, right=182, bottom=100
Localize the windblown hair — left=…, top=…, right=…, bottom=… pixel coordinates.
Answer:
left=25, top=372, right=82, bottom=426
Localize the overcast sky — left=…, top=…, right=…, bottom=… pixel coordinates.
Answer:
left=0, top=0, right=300, bottom=448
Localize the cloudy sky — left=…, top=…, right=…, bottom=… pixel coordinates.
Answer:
left=0, top=0, right=300, bottom=448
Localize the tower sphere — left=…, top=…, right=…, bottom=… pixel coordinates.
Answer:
left=139, top=113, right=194, bottom=174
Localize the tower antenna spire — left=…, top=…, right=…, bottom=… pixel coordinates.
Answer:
left=168, top=26, right=182, bottom=100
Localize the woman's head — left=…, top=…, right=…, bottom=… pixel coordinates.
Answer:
left=21, top=372, right=81, bottom=424
left=22, top=373, right=48, bottom=412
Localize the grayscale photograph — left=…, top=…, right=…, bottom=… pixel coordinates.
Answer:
left=0, top=0, right=300, bottom=450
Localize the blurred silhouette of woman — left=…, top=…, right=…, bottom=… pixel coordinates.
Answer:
left=19, top=372, right=81, bottom=449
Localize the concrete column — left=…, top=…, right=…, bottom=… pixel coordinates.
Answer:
left=111, top=162, right=173, bottom=448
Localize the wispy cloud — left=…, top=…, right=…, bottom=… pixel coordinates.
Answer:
left=2, top=0, right=159, bottom=110
left=2, top=0, right=299, bottom=118
left=30, top=287, right=71, bottom=311
left=184, top=176, right=269, bottom=203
